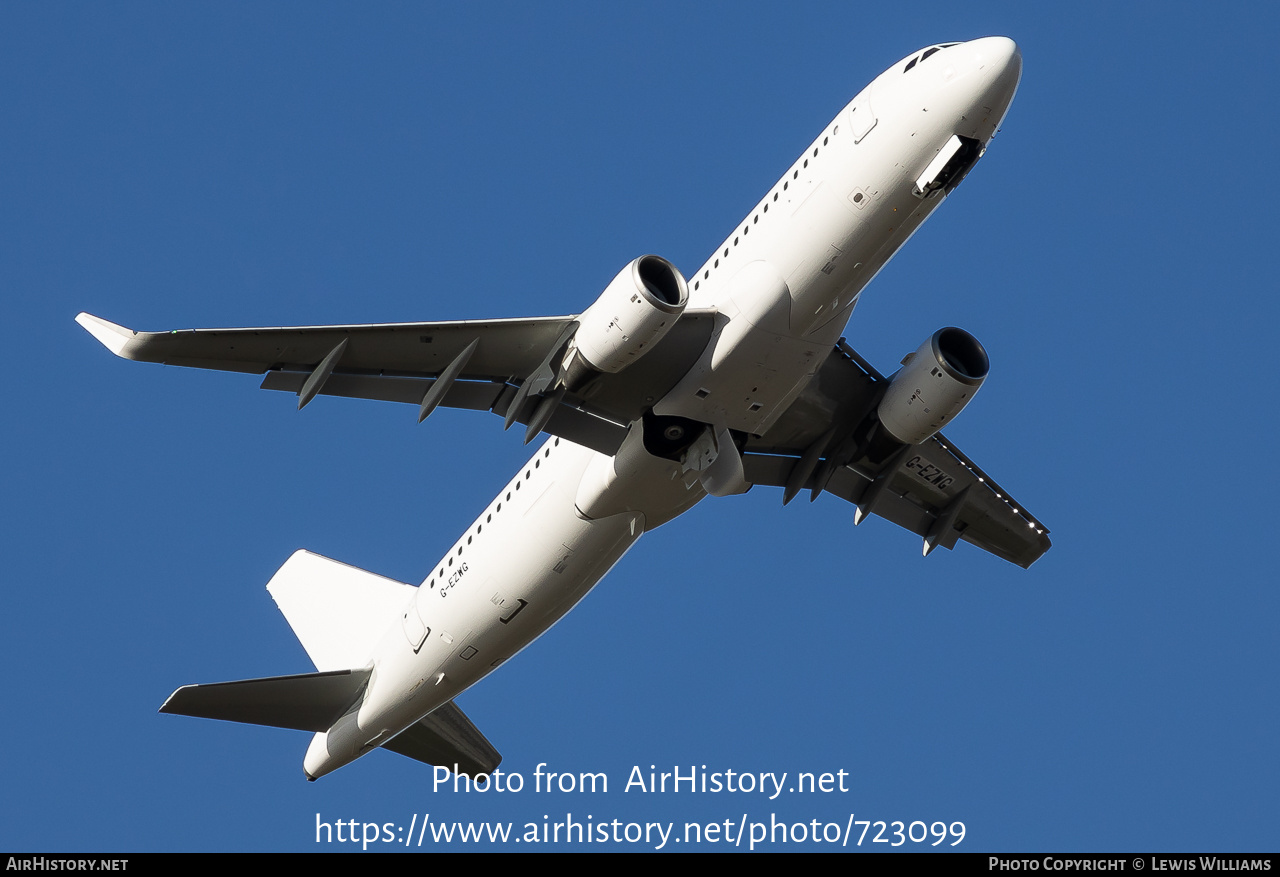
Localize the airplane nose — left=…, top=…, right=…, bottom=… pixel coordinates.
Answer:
left=973, top=36, right=1020, bottom=67
left=969, top=36, right=1022, bottom=102
left=929, top=36, right=1020, bottom=131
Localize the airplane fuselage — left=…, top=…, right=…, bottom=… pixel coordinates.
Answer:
left=303, top=37, right=1024, bottom=779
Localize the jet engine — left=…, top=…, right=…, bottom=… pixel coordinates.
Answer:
left=561, top=255, right=688, bottom=387
left=876, top=327, right=988, bottom=445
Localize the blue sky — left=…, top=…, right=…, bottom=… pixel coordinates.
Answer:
left=4, top=2, right=1278, bottom=852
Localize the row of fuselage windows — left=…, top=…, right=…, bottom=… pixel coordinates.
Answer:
left=690, top=44, right=962, bottom=295
left=424, top=437, right=561, bottom=589
left=690, top=124, right=840, bottom=293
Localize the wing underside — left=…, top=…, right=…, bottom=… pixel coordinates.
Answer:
left=77, top=312, right=1047, bottom=565
left=76, top=310, right=717, bottom=456
left=742, top=341, right=1050, bottom=568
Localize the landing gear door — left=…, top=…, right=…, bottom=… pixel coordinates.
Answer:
left=913, top=135, right=984, bottom=197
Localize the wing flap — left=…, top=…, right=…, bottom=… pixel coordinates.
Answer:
left=743, top=444, right=1048, bottom=567
left=258, top=371, right=630, bottom=455
left=259, top=370, right=506, bottom=410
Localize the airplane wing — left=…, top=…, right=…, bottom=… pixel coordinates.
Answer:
left=76, top=310, right=717, bottom=456
left=77, top=313, right=1047, bottom=565
left=741, top=340, right=1051, bottom=568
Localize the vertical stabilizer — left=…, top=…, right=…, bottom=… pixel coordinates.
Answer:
left=267, top=550, right=417, bottom=672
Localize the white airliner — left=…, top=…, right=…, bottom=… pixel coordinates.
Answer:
left=78, top=37, right=1046, bottom=780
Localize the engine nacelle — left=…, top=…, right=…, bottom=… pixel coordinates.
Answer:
left=877, top=327, right=989, bottom=445
left=564, top=255, right=688, bottom=382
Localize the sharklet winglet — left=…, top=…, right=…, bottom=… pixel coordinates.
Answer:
left=75, top=313, right=138, bottom=359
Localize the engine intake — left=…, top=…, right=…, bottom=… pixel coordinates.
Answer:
left=562, top=255, right=688, bottom=386
left=876, top=327, right=988, bottom=445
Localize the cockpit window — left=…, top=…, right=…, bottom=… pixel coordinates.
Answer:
left=906, top=43, right=960, bottom=73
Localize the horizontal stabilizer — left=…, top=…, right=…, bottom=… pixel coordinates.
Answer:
left=267, top=550, right=417, bottom=673
left=382, top=700, right=502, bottom=777
left=160, top=668, right=371, bottom=732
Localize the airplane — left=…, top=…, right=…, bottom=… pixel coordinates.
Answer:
left=77, top=36, right=1047, bottom=781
